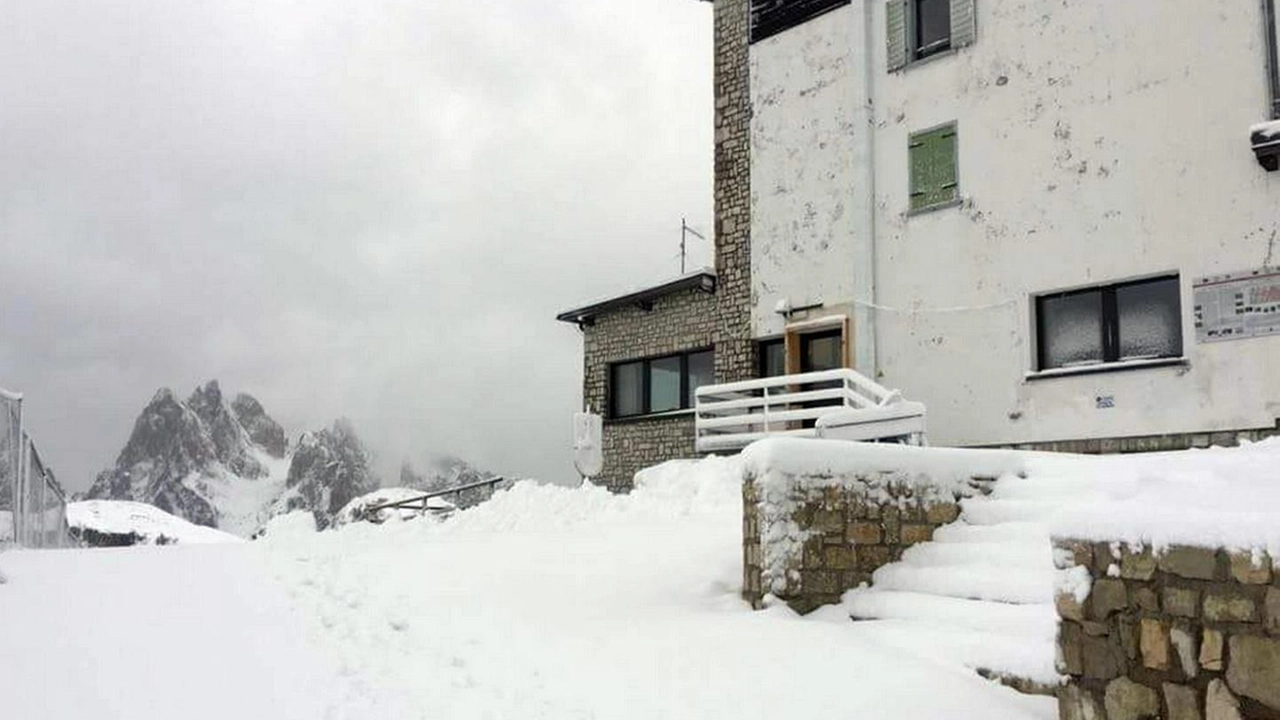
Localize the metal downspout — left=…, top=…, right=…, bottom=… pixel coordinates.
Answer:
left=862, top=1, right=880, bottom=375
left=1266, top=0, right=1280, bottom=119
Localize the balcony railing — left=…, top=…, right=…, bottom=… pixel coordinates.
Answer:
left=694, top=368, right=926, bottom=453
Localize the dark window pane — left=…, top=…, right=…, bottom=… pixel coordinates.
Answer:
left=915, top=0, right=951, bottom=57
left=650, top=356, right=682, bottom=413
left=1117, top=278, right=1182, bottom=360
left=686, top=351, right=714, bottom=407
left=612, top=362, right=644, bottom=417
left=1040, top=291, right=1104, bottom=369
left=759, top=340, right=786, bottom=378
left=801, top=332, right=843, bottom=373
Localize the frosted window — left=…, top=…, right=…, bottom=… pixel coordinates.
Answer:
left=612, top=362, right=644, bottom=418
left=1039, top=291, right=1104, bottom=369
left=1118, top=278, right=1182, bottom=360
left=649, top=356, right=682, bottom=413
left=686, top=351, right=714, bottom=407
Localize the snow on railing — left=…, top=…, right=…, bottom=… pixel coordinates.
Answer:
left=694, top=368, right=925, bottom=453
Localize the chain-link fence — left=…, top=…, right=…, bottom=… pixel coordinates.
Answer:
left=1, top=387, right=73, bottom=549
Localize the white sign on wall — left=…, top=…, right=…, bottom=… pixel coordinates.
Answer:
left=1193, top=269, right=1280, bottom=343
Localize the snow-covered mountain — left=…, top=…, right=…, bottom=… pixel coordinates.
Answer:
left=87, top=381, right=378, bottom=536
left=268, top=419, right=379, bottom=529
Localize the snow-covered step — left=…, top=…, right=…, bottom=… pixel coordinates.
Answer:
left=959, top=498, right=1061, bottom=526
left=930, top=521, right=1048, bottom=545
left=897, top=541, right=1051, bottom=571
left=869, top=562, right=1055, bottom=605
left=845, top=590, right=1057, bottom=640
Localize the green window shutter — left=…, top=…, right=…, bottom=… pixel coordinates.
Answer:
left=886, top=0, right=908, bottom=72
left=909, top=125, right=959, bottom=212
left=949, top=0, right=976, bottom=49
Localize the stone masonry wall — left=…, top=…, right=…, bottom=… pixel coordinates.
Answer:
left=712, top=0, right=754, bottom=385
left=581, top=286, right=717, bottom=492
left=988, top=427, right=1280, bottom=456
left=1055, top=540, right=1280, bottom=720
left=743, top=468, right=980, bottom=615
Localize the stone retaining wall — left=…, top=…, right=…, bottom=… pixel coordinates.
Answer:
left=743, top=467, right=983, bottom=614
left=1055, top=540, right=1280, bottom=720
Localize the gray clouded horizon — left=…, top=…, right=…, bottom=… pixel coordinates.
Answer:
left=1, top=0, right=714, bottom=490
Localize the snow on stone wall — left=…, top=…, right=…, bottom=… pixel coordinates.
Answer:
left=741, top=439, right=996, bottom=613
left=1055, top=540, right=1280, bottom=719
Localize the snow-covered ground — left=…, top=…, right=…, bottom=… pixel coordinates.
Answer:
left=0, top=455, right=1051, bottom=720
left=67, top=500, right=243, bottom=545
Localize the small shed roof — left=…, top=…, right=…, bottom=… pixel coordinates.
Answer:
left=555, top=269, right=716, bottom=326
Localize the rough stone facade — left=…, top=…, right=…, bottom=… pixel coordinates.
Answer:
left=581, top=286, right=717, bottom=492
left=742, top=465, right=981, bottom=615
left=1055, top=540, right=1280, bottom=720
left=988, top=426, right=1280, bottom=457
left=712, top=0, right=754, bottom=384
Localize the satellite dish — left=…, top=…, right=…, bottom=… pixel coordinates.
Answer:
left=572, top=412, right=604, bottom=479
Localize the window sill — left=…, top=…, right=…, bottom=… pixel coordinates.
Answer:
left=1024, top=357, right=1189, bottom=382
left=897, top=48, right=957, bottom=73
left=906, top=198, right=962, bottom=217
left=607, top=409, right=696, bottom=424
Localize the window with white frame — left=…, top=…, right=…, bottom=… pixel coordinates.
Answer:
left=1035, top=276, right=1184, bottom=372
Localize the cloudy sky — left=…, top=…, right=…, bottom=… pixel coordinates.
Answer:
left=0, top=0, right=714, bottom=491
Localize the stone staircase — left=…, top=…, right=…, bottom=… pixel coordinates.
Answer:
left=843, top=495, right=1062, bottom=691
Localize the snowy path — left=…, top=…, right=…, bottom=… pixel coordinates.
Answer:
left=1, top=462, right=1054, bottom=719
left=0, top=544, right=348, bottom=719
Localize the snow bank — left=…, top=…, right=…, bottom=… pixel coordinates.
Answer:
left=67, top=500, right=242, bottom=545
left=259, top=510, right=319, bottom=541
left=1009, top=439, right=1280, bottom=556
left=437, top=455, right=743, bottom=534
left=0, top=510, right=12, bottom=543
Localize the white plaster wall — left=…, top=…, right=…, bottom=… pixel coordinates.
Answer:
left=868, top=0, right=1280, bottom=445
left=750, top=0, right=1280, bottom=445
left=749, top=4, right=876, bottom=371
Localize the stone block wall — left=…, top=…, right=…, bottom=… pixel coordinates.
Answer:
left=989, top=427, right=1280, bottom=456
left=743, top=467, right=978, bottom=615
left=712, top=0, right=754, bottom=385
left=1055, top=540, right=1280, bottom=720
left=581, top=286, right=717, bottom=492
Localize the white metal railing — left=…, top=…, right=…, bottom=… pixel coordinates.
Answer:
left=694, top=368, right=925, bottom=453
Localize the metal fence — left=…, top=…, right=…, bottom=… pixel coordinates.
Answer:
left=1, top=387, right=73, bottom=549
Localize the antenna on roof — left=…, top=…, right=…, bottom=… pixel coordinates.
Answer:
left=680, top=218, right=706, bottom=275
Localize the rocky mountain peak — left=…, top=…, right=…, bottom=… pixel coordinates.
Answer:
left=186, top=380, right=264, bottom=479
left=281, top=418, right=378, bottom=528
left=231, top=393, right=287, bottom=458
left=88, top=380, right=289, bottom=530
left=93, top=387, right=221, bottom=527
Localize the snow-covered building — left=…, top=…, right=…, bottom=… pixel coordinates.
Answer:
left=562, top=0, right=1280, bottom=490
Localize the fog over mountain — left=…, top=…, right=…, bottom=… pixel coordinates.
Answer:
left=0, top=0, right=714, bottom=491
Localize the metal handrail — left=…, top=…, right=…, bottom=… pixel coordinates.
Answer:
left=363, top=476, right=508, bottom=515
